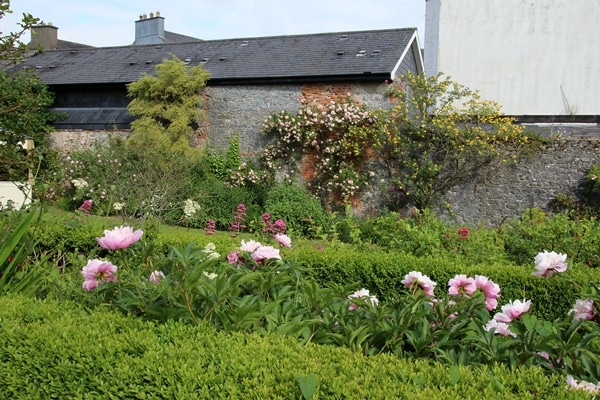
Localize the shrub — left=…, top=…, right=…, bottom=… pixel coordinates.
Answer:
left=264, top=183, right=330, bottom=237
left=0, top=295, right=587, bottom=399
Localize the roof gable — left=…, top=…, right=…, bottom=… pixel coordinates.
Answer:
left=13, top=28, right=421, bottom=85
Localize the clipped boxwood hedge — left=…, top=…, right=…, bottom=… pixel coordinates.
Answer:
left=294, top=246, right=600, bottom=321
left=0, top=296, right=588, bottom=399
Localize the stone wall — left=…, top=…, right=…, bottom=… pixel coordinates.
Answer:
left=47, top=84, right=600, bottom=226
left=438, top=125, right=600, bottom=225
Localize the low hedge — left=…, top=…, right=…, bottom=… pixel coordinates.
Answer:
left=295, top=246, right=600, bottom=321
left=0, top=296, right=589, bottom=399
left=31, top=217, right=600, bottom=321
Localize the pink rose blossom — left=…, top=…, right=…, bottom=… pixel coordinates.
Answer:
left=401, top=271, right=437, bottom=297
left=569, top=299, right=595, bottom=321
left=251, top=245, right=281, bottom=262
left=274, top=233, right=292, bottom=248
left=240, top=239, right=262, bottom=253
left=484, top=319, right=516, bottom=337
left=493, top=299, right=531, bottom=323
left=532, top=251, right=568, bottom=277
left=149, top=270, right=165, bottom=284
left=81, top=259, right=117, bottom=290
left=448, top=274, right=476, bottom=296
left=348, top=288, right=379, bottom=310
left=97, top=226, right=143, bottom=250
left=474, top=275, right=501, bottom=310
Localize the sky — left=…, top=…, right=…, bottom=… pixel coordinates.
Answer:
left=2, top=0, right=426, bottom=48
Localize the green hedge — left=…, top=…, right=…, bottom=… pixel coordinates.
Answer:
left=0, top=296, right=589, bottom=399
left=295, top=246, right=600, bottom=321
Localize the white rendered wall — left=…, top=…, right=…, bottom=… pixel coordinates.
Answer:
left=424, top=0, right=599, bottom=116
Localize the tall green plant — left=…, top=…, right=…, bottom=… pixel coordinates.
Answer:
left=0, top=207, right=45, bottom=296
left=126, top=55, right=210, bottom=155
left=374, top=72, right=537, bottom=210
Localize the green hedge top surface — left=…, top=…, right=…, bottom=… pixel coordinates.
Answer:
left=0, top=296, right=591, bottom=399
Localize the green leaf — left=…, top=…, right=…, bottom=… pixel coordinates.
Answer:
left=297, top=372, right=318, bottom=400
left=449, top=365, right=461, bottom=385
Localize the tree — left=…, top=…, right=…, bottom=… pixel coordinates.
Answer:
left=126, top=55, right=211, bottom=155
left=0, top=1, right=56, bottom=182
left=375, top=72, right=536, bottom=210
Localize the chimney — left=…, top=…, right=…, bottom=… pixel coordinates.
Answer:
left=133, top=11, right=165, bottom=45
left=29, top=22, right=58, bottom=51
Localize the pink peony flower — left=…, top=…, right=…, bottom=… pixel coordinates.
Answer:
left=532, top=251, right=568, bottom=277
left=348, top=288, right=379, bottom=310
left=251, top=245, right=281, bottom=262
left=448, top=274, right=476, bottom=296
left=227, top=250, right=240, bottom=265
left=569, top=299, right=595, bottom=321
left=240, top=239, right=262, bottom=253
left=97, top=226, right=143, bottom=250
left=493, top=299, right=531, bottom=323
left=149, top=270, right=165, bottom=284
left=474, top=275, right=501, bottom=310
left=274, top=233, right=292, bottom=248
left=483, top=319, right=516, bottom=337
left=401, top=271, right=437, bottom=297
left=566, top=375, right=600, bottom=394
left=81, top=259, right=117, bottom=290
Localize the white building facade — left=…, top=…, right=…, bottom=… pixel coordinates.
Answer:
left=424, top=0, right=599, bottom=117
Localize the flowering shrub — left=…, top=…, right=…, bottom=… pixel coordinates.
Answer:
left=260, top=98, right=379, bottom=205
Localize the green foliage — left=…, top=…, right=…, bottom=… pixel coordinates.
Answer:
left=0, top=69, right=58, bottom=181
left=43, top=136, right=211, bottom=226
left=500, top=208, right=600, bottom=267
left=264, top=183, right=330, bottom=237
left=126, top=55, right=211, bottom=155
left=375, top=72, right=537, bottom=210
left=0, top=295, right=584, bottom=399
left=0, top=207, right=46, bottom=296
left=205, top=134, right=242, bottom=179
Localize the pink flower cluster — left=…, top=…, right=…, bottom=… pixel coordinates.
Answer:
left=484, top=299, right=531, bottom=337
left=97, top=226, right=143, bottom=250
left=447, top=274, right=501, bottom=311
left=78, top=199, right=93, bottom=215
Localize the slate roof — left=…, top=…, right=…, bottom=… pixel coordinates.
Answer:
left=13, top=28, right=420, bottom=85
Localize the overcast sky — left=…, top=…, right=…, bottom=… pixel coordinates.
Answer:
left=2, top=0, right=426, bottom=48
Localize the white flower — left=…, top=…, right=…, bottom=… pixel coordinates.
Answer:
left=203, top=271, right=218, bottom=280
left=71, top=178, right=89, bottom=190
left=532, top=250, right=568, bottom=277
left=183, top=199, right=201, bottom=219
left=113, top=202, right=126, bottom=211
left=348, top=288, right=379, bottom=310
left=569, top=299, right=595, bottom=321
